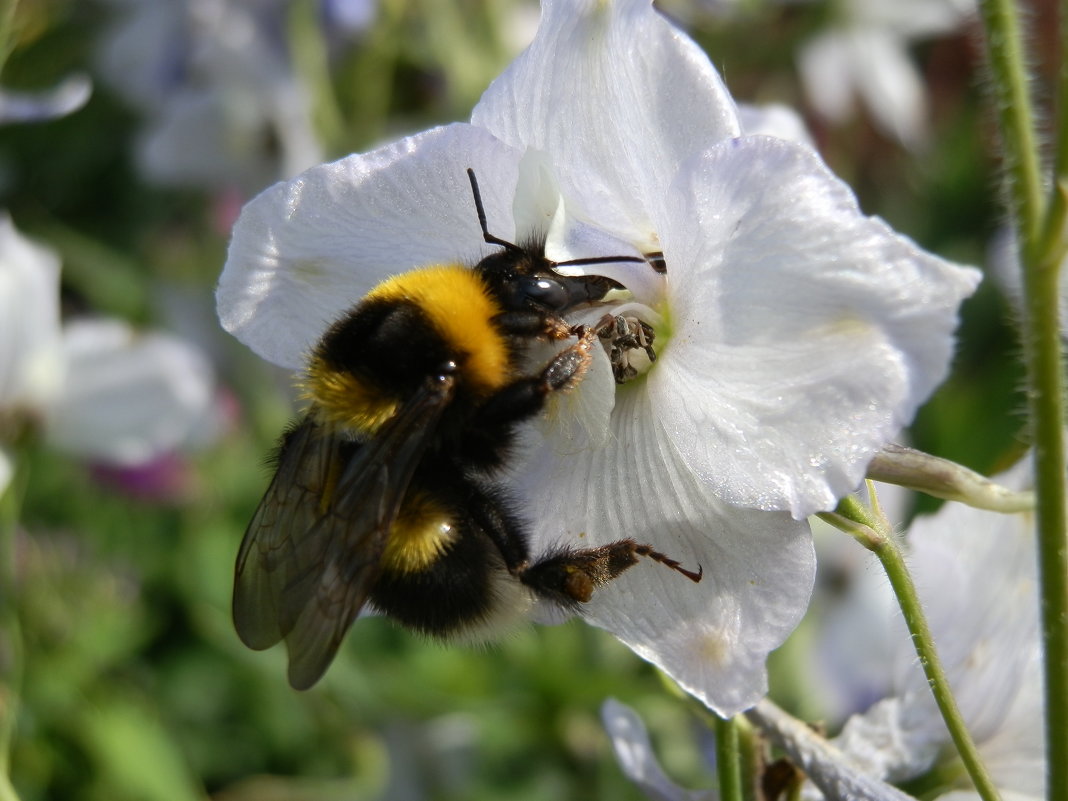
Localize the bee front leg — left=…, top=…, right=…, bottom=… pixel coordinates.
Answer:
left=538, top=324, right=598, bottom=393
left=473, top=324, right=597, bottom=431
left=492, top=311, right=576, bottom=341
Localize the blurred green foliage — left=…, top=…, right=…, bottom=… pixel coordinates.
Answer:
left=0, top=0, right=1029, bottom=799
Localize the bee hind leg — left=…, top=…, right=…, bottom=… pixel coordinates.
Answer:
left=519, top=539, right=702, bottom=609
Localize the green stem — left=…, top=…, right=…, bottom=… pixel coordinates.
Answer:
left=1022, top=252, right=1068, bottom=801
left=0, top=472, right=22, bottom=798
left=735, top=716, right=762, bottom=801
left=0, top=774, right=18, bottom=801
left=715, top=715, right=743, bottom=801
left=1049, top=2, right=1068, bottom=203
left=1030, top=7, right=1068, bottom=800
left=978, top=0, right=1068, bottom=797
left=0, top=0, right=17, bottom=76
left=977, top=0, right=1044, bottom=242
left=827, top=494, right=1002, bottom=801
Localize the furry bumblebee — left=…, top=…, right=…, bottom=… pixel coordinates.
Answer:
left=233, top=169, right=701, bottom=689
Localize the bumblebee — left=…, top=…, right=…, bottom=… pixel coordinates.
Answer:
left=233, top=169, right=702, bottom=689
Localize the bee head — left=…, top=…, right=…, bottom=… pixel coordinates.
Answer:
left=465, top=168, right=632, bottom=315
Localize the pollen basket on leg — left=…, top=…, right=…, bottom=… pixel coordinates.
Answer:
left=366, top=264, right=512, bottom=394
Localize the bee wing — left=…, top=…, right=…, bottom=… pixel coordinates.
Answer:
left=232, top=416, right=341, bottom=651
left=233, top=375, right=456, bottom=690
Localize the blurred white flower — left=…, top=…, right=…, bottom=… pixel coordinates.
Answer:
left=737, top=102, right=816, bottom=148
left=44, top=318, right=216, bottom=468
left=95, top=0, right=322, bottom=194
left=0, top=447, right=11, bottom=496
left=219, top=0, right=977, bottom=715
left=0, top=74, right=92, bottom=125
left=603, top=695, right=917, bottom=801
left=0, top=214, right=64, bottom=415
left=601, top=698, right=713, bottom=801
left=0, top=216, right=219, bottom=497
left=829, top=458, right=1044, bottom=799
left=798, top=0, right=975, bottom=147
left=321, top=0, right=378, bottom=34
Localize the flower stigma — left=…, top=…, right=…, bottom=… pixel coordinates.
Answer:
left=593, top=297, right=668, bottom=384
left=566, top=251, right=671, bottom=386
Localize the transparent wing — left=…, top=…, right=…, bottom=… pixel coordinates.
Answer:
left=232, top=375, right=456, bottom=689
left=233, top=417, right=341, bottom=650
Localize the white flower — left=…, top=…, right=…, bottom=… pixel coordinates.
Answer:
left=601, top=698, right=713, bottom=801
left=737, top=102, right=816, bottom=148
left=0, top=74, right=92, bottom=125
left=0, top=447, right=11, bottom=496
left=1, top=217, right=217, bottom=493
left=321, top=0, right=378, bottom=34
left=0, top=214, right=64, bottom=414
left=95, top=0, right=322, bottom=193
left=797, top=0, right=975, bottom=147
left=218, top=0, right=978, bottom=715
left=44, top=318, right=216, bottom=467
left=830, top=458, right=1044, bottom=799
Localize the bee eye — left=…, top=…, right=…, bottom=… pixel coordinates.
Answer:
left=519, top=277, right=569, bottom=310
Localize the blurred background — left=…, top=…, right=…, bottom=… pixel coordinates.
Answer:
left=0, top=0, right=1048, bottom=798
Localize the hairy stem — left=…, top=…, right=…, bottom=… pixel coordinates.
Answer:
left=824, top=494, right=1001, bottom=801
left=978, top=0, right=1068, bottom=796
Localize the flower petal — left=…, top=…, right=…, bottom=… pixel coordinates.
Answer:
left=0, top=214, right=64, bottom=410
left=0, top=73, right=92, bottom=124
left=217, top=123, right=524, bottom=368
left=45, top=319, right=215, bottom=467
left=654, top=137, right=979, bottom=517
left=514, top=387, right=815, bottom=717
left=738, top=102, right=816, bottom=148
left=798, top=32, right=858, bottom=125
left=601, top=699, right=712, bottom=801
left=894, top=458, right=1038, bottom=741
left=849, top=30, right=927, bottom=147
left=472, top=0, right=740, bottom=248
left=832, top=458, right=1043, bottom=794
left=0, top=447, right=11, bottom=496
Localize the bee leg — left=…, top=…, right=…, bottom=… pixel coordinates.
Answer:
left=459, top=479, right=532, bottom=573
left=539, top=324, right=598, bottom=392
left=492, top=311, right=582, bottom=342
left=519, top=541, right=642, bottom=607
left=520, top=539, right=703, bottom=607
left=473, top=325, right=598, bottom=430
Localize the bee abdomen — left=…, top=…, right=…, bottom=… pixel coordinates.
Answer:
left=370, top=520, right=532, bottom=639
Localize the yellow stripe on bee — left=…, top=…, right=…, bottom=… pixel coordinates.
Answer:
left=382, top=493, right=457, bottom=573
left=302, top=360, right=399, bottom=435
left=366, top=264, right=511, bottom=395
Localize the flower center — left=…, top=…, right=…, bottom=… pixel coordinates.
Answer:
left=593, top=301, right=666, bottom=384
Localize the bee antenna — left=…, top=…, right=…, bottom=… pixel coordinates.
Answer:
left=555, top=254, right=646, bottom=267
left=467, top=168, right=648, bottom=269
left=467, top=168, right=522, bottom=253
